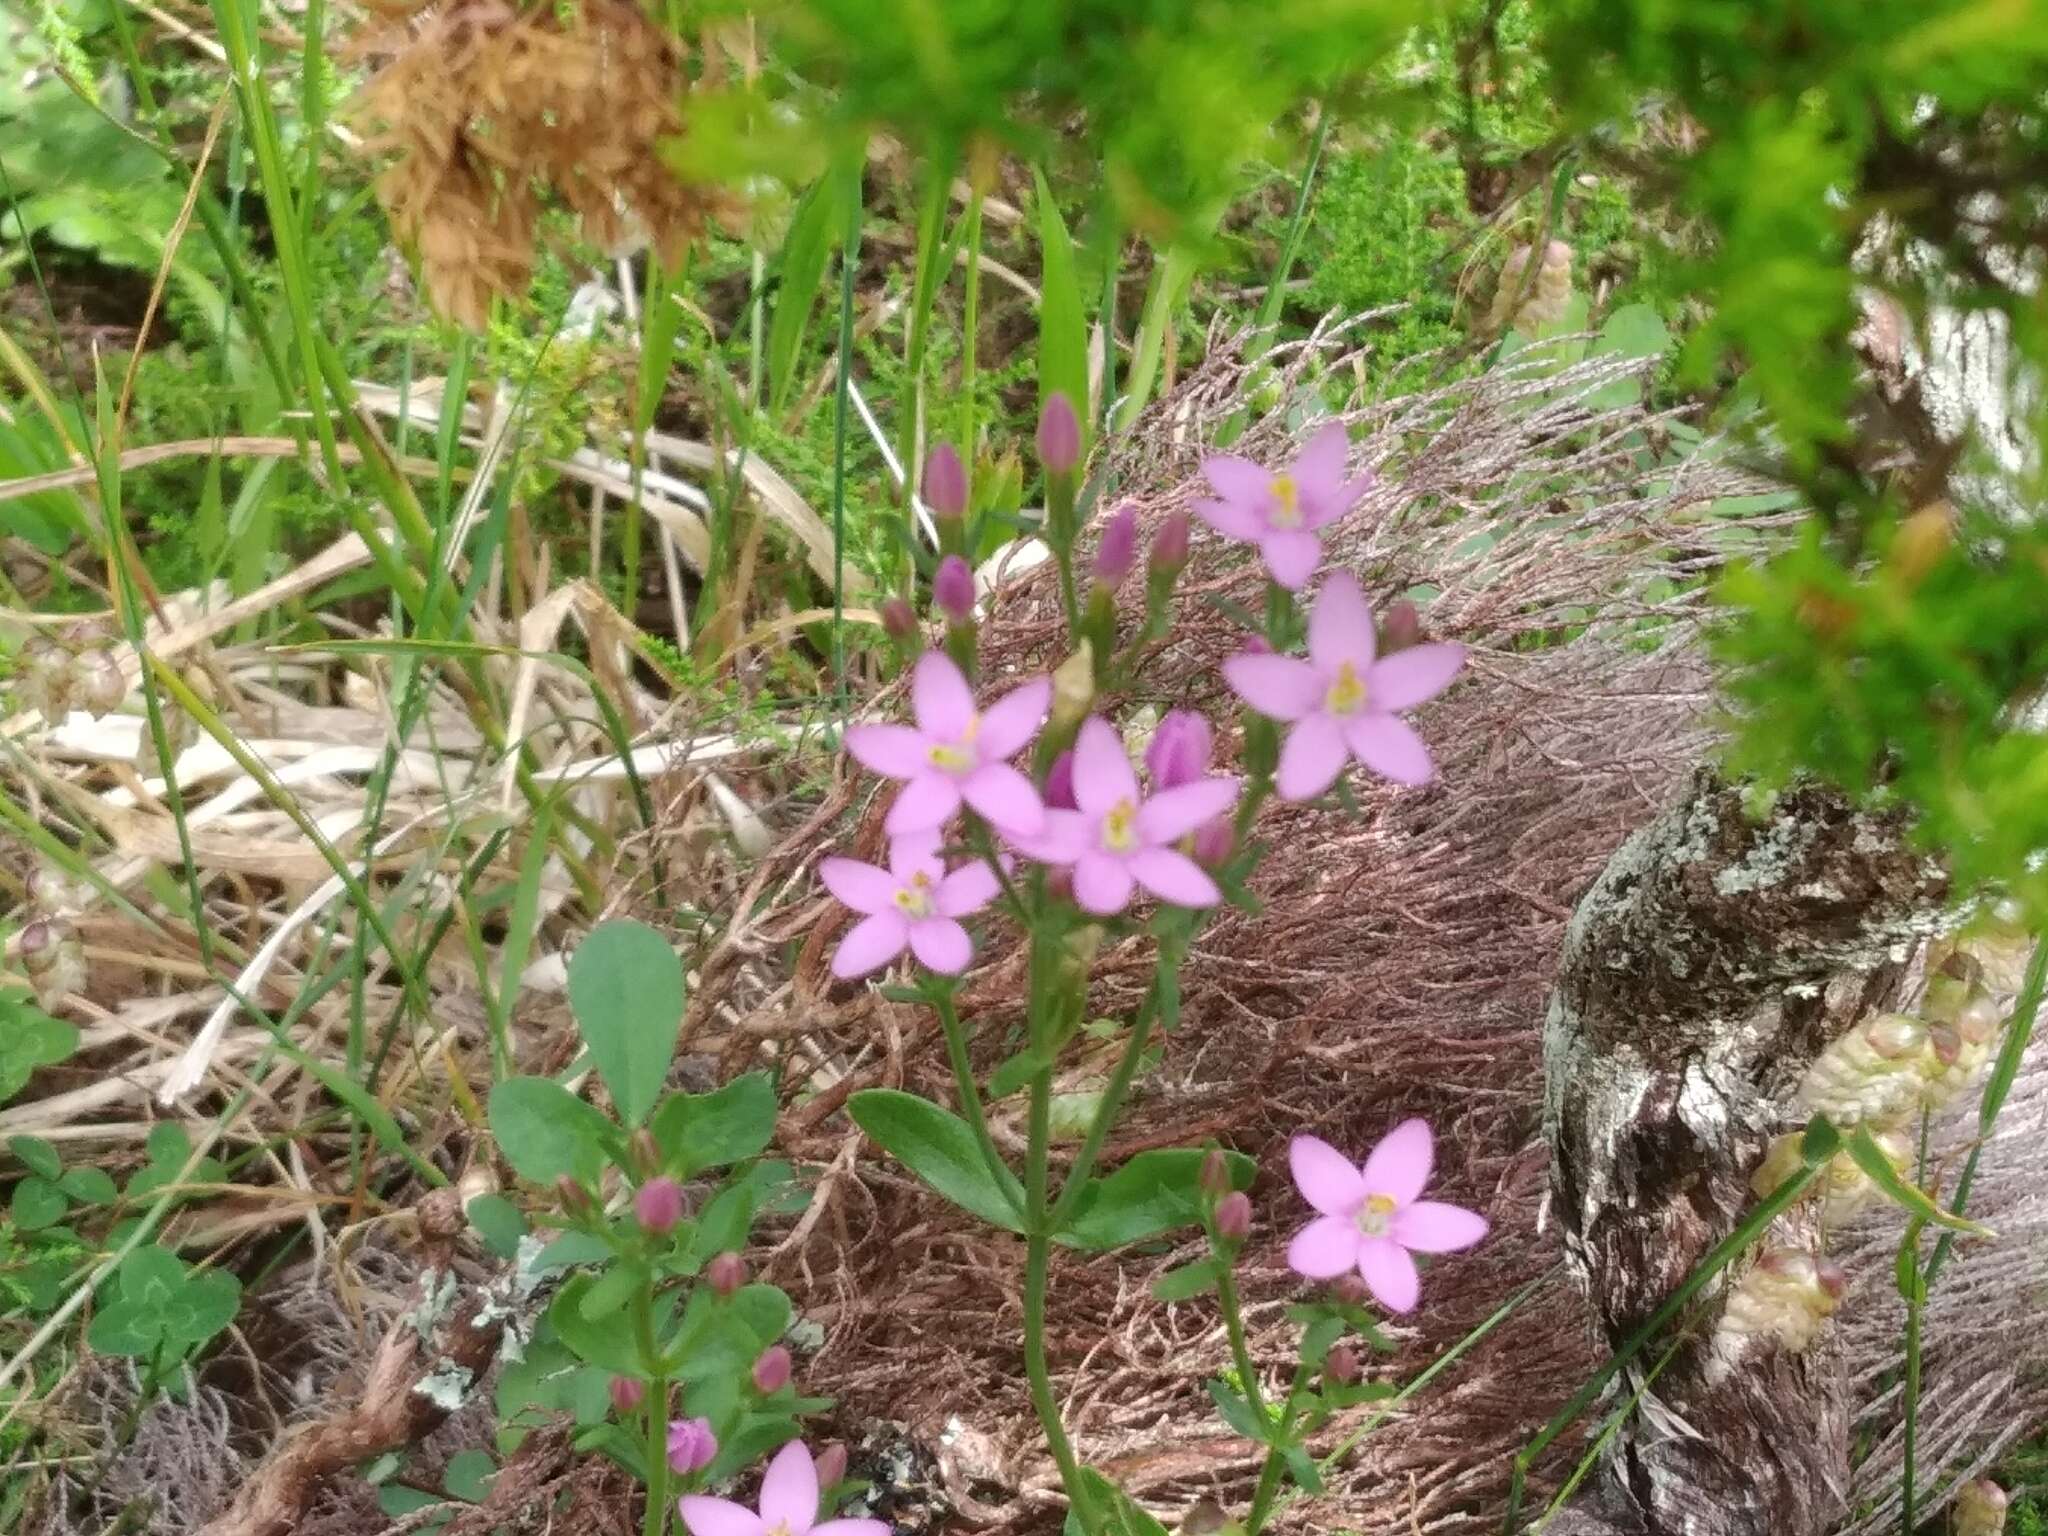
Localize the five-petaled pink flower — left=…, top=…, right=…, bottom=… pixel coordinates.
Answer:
left=845, top=653, right=1048, bottom=837
left=819, top=829, right=1000, bottom=979
left=678, top=1439, right=887, bottom=1536
left=1014, top=717, right=1240, bottom=915
left=1285, top=1120, right=1487, bottom=1314
left=1195, top=421, right=1369, bottom=590
left=1223, top=571, right=1463, bottom=801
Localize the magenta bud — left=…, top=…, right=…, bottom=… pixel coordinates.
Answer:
left=1214, top=1191, right=1252, bottom=1241
left=1324, top=1344, right=1361, bottom=1385
left=880, top=598, right=919, bottom=642
left=924, top=443, right=967, bottom=519
left=1044, top=866, right=1074, bottom=904
left=635, top=1176, right=685, bottom=1236
left=705, top=1251, right=746, bottom=1296
left=933, top=555, right=975, bottom=625
left=1191, top=819, right=1235, bottom=870
left=667, top=1416, right=718, bottom=1474
left=18, top=919, right=52, bottom=962
left=1239, top=635, right=1273, bottom=657
left=814, top=1443, right=849, bottom=1489
left=609, top=1375, right=647, bottom=1416
left=751, top=1344, right=792, bottom=1394
left=1815, top=1257, right=1848, bottom=1301
left=1331, top=1274, right=1371, bottom=1306
left=1198, top=1148, right=1234, bottom=1197
left=1037, top=392, right=1081, bottom=475
left=1146, top=710, right=1212, bottom=790
left=1092, top=503, right=1139, bottom=587
left=1378, top=599, right=1422, bottom=654
left=556, top=1176, right=593, bottom=1218
left=1149, top=509, right=1190, bottom=573
left=1045, top=750, right=1078, bottom=811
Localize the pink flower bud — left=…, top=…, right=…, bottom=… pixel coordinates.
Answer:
left=1198, top=1148, right=1233, bottom=1197
left=1324, top=1344, right=1361, bottom=1385
left=705, top=1252, right=746, bottom=1296
left=880, top=598, right=919, bottom=642
left=1191, top=819, right=1235, bottom=870
left=1239, top=635, right=1272, bottom=657
left=924, top=443, right=967, bottom=519
left=751, top=1345, right=792, bottom=1394
left=814, top=1443, right=849, bottom=1489
left=1093, top=503, right=1139, bottom=587
left=1045, top=751, right=1078, bottom=811
left=666, top=1415, right=718, bottom=1474
left=1814, top=1256, right=1848, bottom=1302
left=1215, top=1191, right=1252, bottom=1241
left=556, top=1176, right=593, bottom=1218
left=1331, top=1274, right=1371, bottom=1306
left=1149, top=510, right=1190, bottom=574
left=933, top=555, right=975, bottom=625
left=1378, top=599, right=1422, bottom=654
left=609, top=1375, right=647, bottom=1416
left=1037, top=392, right=1081, bottom=475
left=635, top=1176, right=685, bottom=1236
left=1146, top=710, right=1212, bottom=790
left=17, top=919, right=53, bottom=970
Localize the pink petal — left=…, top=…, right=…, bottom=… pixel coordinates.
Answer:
left=844, top=724, right=931, bottom=780
left=886, top=828, right=945, bottom=883
left=1391, top=1201, right=1489, bottom=1254
left=1356, top=1236, right=1420, bottom=1314
left=831, top=912, right=910, bottom=980
left=811, top=1524, right=892, bottom=1536
left=1343, top=714, right=1435, bottom=787
left=758, top=1441, right=819, bottom=1535
left=1308, top=471, right=1374, bottom=529
left=1289, top=1134, right=1367, bottom=1216
left=1221, top=653, right=1325, bottom=722
left=677, top=1496, right=766, bottom=1536
left=1192, top=495, right=1264, bottom=543
left=1361, top=1118, right=1433, bottom=1204
left=976, top=677, right=1052, bottom=760
left=1201, top=453, right=1273, bottom=506
left=908, top=917, right=973, bottom=973
left=935, top=859, right=1001, bottom=917
left=1258, top=528, right=1323, bottom=590
left=1275, top=713, right=1348, bottom=802
left=911, top=651, right=976, bottom=739
left=1008, top=808, right=1093, bottom=866
left=1289, top=421, right=1350, bottom=509
left=1368, top=643, right=1465, bottom=711
left=1135, top=777, right=1241, bottom=844
left=960, top=762, right=1045, bottom=836
left=1125, top=847, right=1220, bottom=908
left=1286, top=1215, right=1362, bottom=1280
left=883, top=777, right=962, bottom=835
left=1071, top=851, right=1134, bottom=915
left=817, top=857, right=898, bottom=917
left=1070, top=717, right=1140, bottom=817
left=1307, top=571, right=1376, bottom=674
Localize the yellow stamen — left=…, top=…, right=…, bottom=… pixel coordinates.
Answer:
left=1102, top=799, right=1139, bottom=852
left=925, top=712, right=981, bottom=773
left=1268, top=473, right=1303, bottom=529
left=892, top=870, right=935, bottom=919
left=1356, top=1193, right=1397, bottom=1237
left=1325, top=660, right=1367, bottom=716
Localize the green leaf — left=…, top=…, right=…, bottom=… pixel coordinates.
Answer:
left=115, top=1244, right=187, bottom=1307
left=1205, top=1379, right=1267, bottom=1443
left=848, top=1090, right=1025, bottom=1232
left=88, top=1297, right=167, bottom=1356
left=767, top=176, right=841, bottom=415
left=1846, top=1127, right=1989, bottom=1234
left=1799, top=1115, right=1843, bottom=1166
left=665, top=1283, right=793, bottom=1381
left=145, top=1121, right=190, bottom=1165
left=1586, top=302, right=1671, bottom=408
left=1296, top=1314, right=1346, bottom=1367
left=8, top=1135, right=62, bottom=1180
left=566, top=919, right=685, bottom=1129
left=1282, top=1445, right=1322, bottom=1494
left=681, top=1159, right=794, bottom=1266
left=58, top=1166, right=116, bottom=1206
left=988, top=1046, right=1057, bottom=1101
left=578, top=1261, right=646, bottom=1324
left=488, top=1077, right=611, bottom=1186
left=1150, top=1258, right=1223, bottom=1303
left=648, top=1073, right=776, bottom=1177
left=11, top=1176, right=67, bottom=1231
left=0, top=998, right=78, bottom=1104
left=465, top=1194, right=529, bottom=1260
left=443, top=1449, right=498, bottom=1503
left=1072, top=1470, right=1171, bottom=1536
left=376, top=1484, right=446, bottom=1520
left=162, top=1269, right=240, bottom=1348
left=1058, top=1149, right=1254, bottom=1251
left=548, top=1275, right=649, bottom=1376
left=1032, top=164, right=1089, bottom=431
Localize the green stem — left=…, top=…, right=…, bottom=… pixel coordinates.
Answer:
left=932, top=989, right=1025, bottom=1226
left=634, top=1288, right=670, bottom=1536
left=1252, top=109, right=1332, bottom=351
left=1900, top=1240, right=1923, bottom=1536
left=829, top=162, right=864, bottom=721
left=1024, top=1066, right=1095, bottom=1534
left=957, top=187, right=984, bottom=479
left=1243, top=1363, right=1310, bottom=1536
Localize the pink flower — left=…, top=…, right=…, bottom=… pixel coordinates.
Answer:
left=1013, top=717, right=1240, bottom=916
left=1144, top=710, right=1212, bottom=790
left=932, top=555, right=975, bottom=625
left=678, top=1439, right=887, bottom=1536
left=668, top=1416, right=718, bottom=1474
left=1285, top=1120, right=1488, bottom=1314
left=845, top=652, right=1049, bottom=836
left=1194, top=422, right=1369, bottom=590
left=1223, top=572, right=1463, bottom=800
left=818, top=830, right=1001, bottom=979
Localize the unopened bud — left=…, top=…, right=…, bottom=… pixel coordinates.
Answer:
left=1865, top=1013, right=1926, bottom=1060
left=1813, top=1256, right=1848, bottom=1302
left=1378, top=600, right=1422, bottom=654
left=705, top=1251, right=746, bottom=1296
left=924, top=443, right=967, bottom=519
left=1049, top=645, right=1095, bottom=733
left=1953, top=991, right=2003, bottom=1045
left=1198, top=1148, right=1233, bottom=1197
left=635, top=1176, right=685, bottom=1235
left=609, top=1375, right=647, bottom=1415
left=1323, top=1344, right=1361, bottom=1385
left=17, top=919, right=56, bottom=974
left=667, top=1416, right=719, bottom=1474
left=630, top=1128, right=662, bottom=1177
left=933, top=555, right=976, bottom=626
left=76, top=650, right=124, bottom=716
left=1331, top=1274, right=1371, bottom=1306
left=1092, top=503, right=1139, bottom=588
left=556, top=1176, right=593, bottom=1218
left=751, top=1344, right=792, bottom=1394
left=1149, top=510, right=1190, bottom=575
left=1045, top=751, right=1077, bottom=811
left=1955, top=1478, right=2009, bottom=1536
left=814, top=1443, right=848, bottom=1489
left=1037, top=392, right=1081, bottom=476
left=880, top=597, right=919, bottom=643
left=1718, top=1244, right=1840, bottom=1355
left=1192, top=819, right=1235, bottom=870
left=1146, top=711, right=1212, bottom=791
left=1214, top=1191, right=1252, bottom=1241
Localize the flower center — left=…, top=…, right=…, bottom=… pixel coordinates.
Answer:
left=766, top=1525, right=795, bottom=1536
left=1355, top=1193, right=1397, bottom=1237
left=893, top=870, right=935, bottom=919
left=1325, top=661, right=1368, bottom=716
left=1268, top=473, right=1303, bottom=529
left=926, top=712, right=981, bottom=773
left=1102, top=798, right=1140, bottom=853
